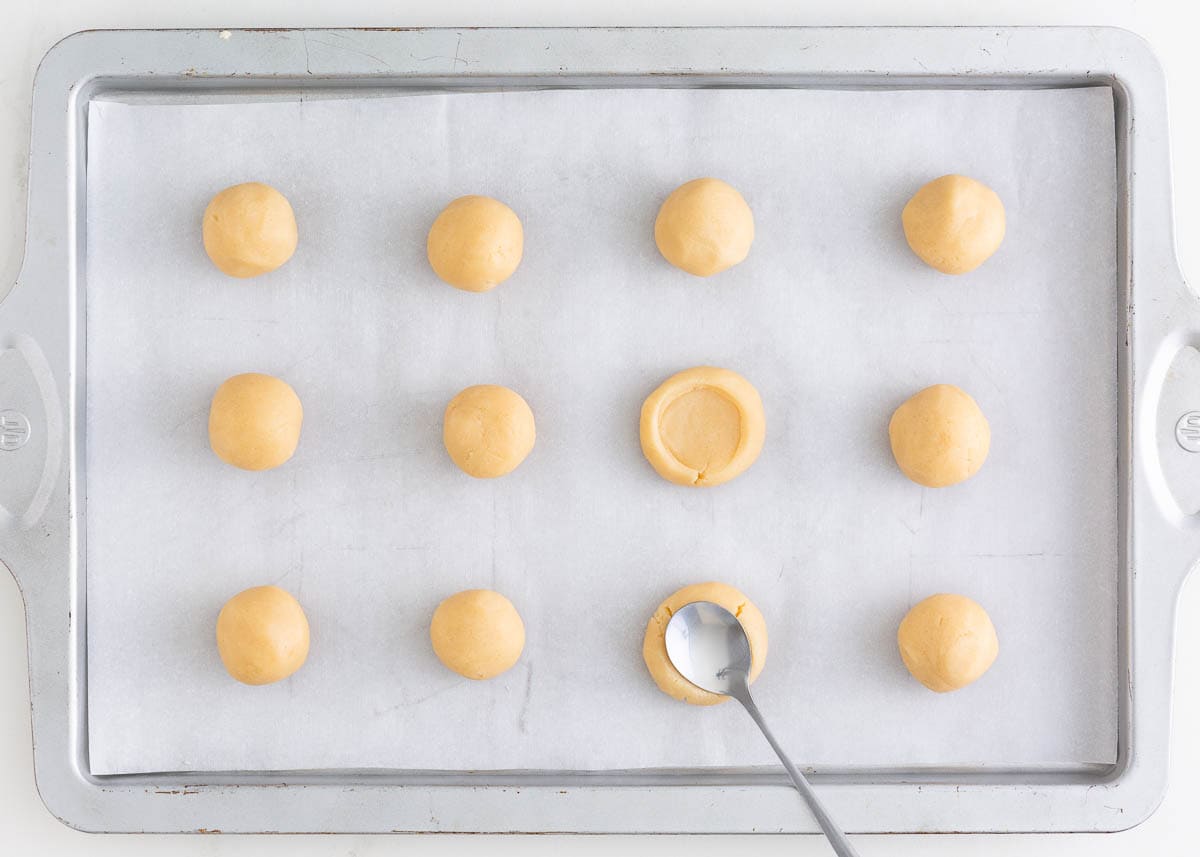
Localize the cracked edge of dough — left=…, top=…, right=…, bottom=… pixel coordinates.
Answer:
left=639, top=367, right=766, bottom=487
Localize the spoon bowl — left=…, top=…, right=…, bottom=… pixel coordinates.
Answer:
left=663, top=601, right=753, bottom=696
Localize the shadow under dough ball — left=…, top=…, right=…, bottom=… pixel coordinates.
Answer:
left=216, top=585, right=310, bottom=686
left=642, top=581, right=768, bottom=706
left=426, top=195, right=524, bottom=292
left=897, top=593, right=998, bottom=692
left=202, top=181, right=298, bottom=278
left=654, top=177, right=755, bottom=277
left=901, top=174, right=1005, bottom=275
left=208, top=372, right=304, bottom=472
left=430, top=589, right=525, bottom=680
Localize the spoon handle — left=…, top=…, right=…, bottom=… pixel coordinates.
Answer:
left=731, top=684, right=861, bottom=856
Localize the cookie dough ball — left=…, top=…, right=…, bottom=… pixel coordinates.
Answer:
left=202, top=182, right=298, bottom=278
left=898, top=593, right=998, bottom=692
left=216, top=585, right=310, bottom=685
left=430, top=589, right=525, bottom=680
left=889, top=384, right=990, bottom=488
left=640, top=366, right=765, bottom=487
left=901, top=175, right=1005, bottom=275
left=643, top=582, right=768, bottom=706
left=654, top=178, right=755, bottom=277
left=443, top=384, right=535, bottom=478
left=209, top=373, right=303, bottom=472
left=427, top=195, right=524, bottom=292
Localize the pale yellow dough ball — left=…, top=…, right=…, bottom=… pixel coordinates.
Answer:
left=901, top=174, right=1005, bottom=275
left=640, top=366, right=765, bottom=487
left=202, top=182, right=298, bottom=278
left=889, top=384, right=990, bottom=488
left=642, top=582, right=768, bottom=706
left=654, top=178, right=755, bottom=277
left=209, top=373, right=303, bottom=472
left=430, top=589, right=525, bottom=680
left=898, top=593, right=998, bottom=692
left=443, top=384, right=536, bottom=478
left=426, top=195, right=524, bottom=292
left=216, top=585, right=310, bottom=685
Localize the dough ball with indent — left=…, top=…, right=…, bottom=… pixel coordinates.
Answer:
left=888, top=384, right=989, bottom=488
left=897, top=593, right=998, bottom=692
left=426, top=195, right=524, bottom=292
left=642, top=581, right=768, bottom=706
left=202, top=182, right=298, bottom=278
left=640, top=366, right=765, bottom=487
left=216, top=585, right=310, bottom=685
left=430, top=589, right=525, bottom=680
left=443, top=384, right=535, bottom=478
left=901, top=174, right=1005, bottom=274
left=209, top=373, right=303, bottom=472
left=654, top=178, right=755, bottom=277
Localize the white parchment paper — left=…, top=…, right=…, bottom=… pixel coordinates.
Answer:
left=85, top=87, right=1118, bottom=775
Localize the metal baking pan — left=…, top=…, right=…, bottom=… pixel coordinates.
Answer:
left=0, top=26, right=1196, bottom=834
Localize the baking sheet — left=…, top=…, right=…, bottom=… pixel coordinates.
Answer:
left=84, top=86, right=1118, bottom=775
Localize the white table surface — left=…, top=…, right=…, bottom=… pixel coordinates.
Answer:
left=1, top=1, right=1196, bottom=854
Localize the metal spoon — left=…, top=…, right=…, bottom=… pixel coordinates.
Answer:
left=665, top=601, right=860, bottom=855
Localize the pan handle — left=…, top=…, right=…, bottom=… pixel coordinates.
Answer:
left=1145, top=279, right=1200, bottom=585
left=0, top=281, right=65, bottom=579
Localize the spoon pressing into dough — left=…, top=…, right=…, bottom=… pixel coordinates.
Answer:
left=665, top=602, right=860, bottom=856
